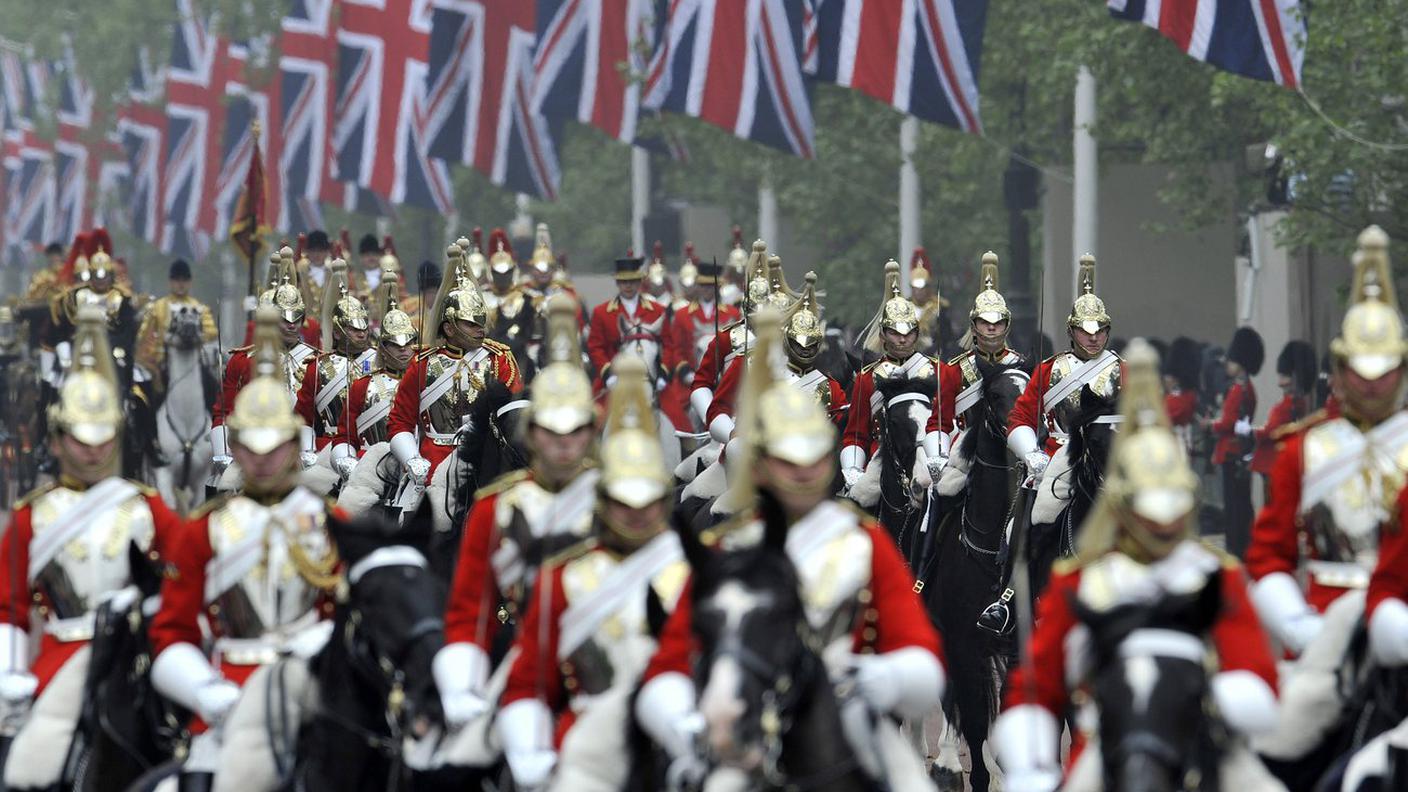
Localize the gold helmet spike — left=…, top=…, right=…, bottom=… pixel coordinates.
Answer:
left=322, top=259, right=370, bottom=348
left=971, top=250, right=1011, bottom=324
left=1331, top=225, right=1406, bottom=380
left=765, top=254, right=798, bottom=309
left=783, top=271, right=824, bottom=354
left=262, top=248, right=306, bottom=323
left=1078, top=338, right=1197, bottom=561
left=530, top=223, right=556, bottom=274
left=527, top=293, right=595, bottom=435
left=1068, top=253, right=1110, bottom=334
left=599, top=354, right=670, bottom=511
left=726, top=226, right=748, bottom=273
left=375, top=273, right=418, bottom=347
left=49, top=305, right=122, bottom=449
left=228, top=306, right=306, bottom=454
left=743, top=239, right=771, bottom=313
left=463, top=231, right=488, bottom=281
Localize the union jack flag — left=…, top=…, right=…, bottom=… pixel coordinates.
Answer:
left=49, top=48, right=93, bottom=242
left=425, top=1, right=560, bottom=199
left=272, top=0, right=335, bottom=233
left=4, top=146, right=56, bottom=258
left=532, top=0, right=654, bottom=144
left=643, top=0, right=815, bottom=158
left=163, top=0, right=225, bottom=258
left=1108, top=0, right=1305, bottom=89
left=214, top=81, right=269, bottom=240
left=809, top=0, right=987, bottom=135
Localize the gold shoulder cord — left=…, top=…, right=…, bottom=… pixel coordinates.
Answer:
left=281, top=520, right=343, bottom=591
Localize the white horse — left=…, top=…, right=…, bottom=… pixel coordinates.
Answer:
left=153, top=306, right=216, bottom=513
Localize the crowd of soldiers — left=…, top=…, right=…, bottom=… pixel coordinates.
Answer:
left=0, top=218, right=1406, bottom=792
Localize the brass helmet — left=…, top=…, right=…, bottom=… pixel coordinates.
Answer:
left=1078, top=339, right=1197, bottom=562
left=1068, top=254, right=1110, bottom=334
left=378, top=235, right=401, bottom=275
left=647, top=241, right=668, bottom=288
left=375, top=273, right=418, bottom=347
left=487, top=228, right=516, bottom=280
left=529, top=223, right=556, bottom=275
left=599, top=354, right=671, bottom=511
left=463, top=229, right=489, bottom=281
left=743, top=239, right=771, bottom=313
left=321, top=259, right=370, bottom=349
left=260, top=246, right=306, bottom=322
left=526, top=294, right=595, bottom=435
left=679, top=242, right=699, bottom=289
left=765, top=254, right=798, bottom=310
left=726, top=225, right=748, bottom=274
left=426, top=244, right=489, bottom=346
left=971, top=251, right=1011, bottom=324
left=1330, top=226, right=1406, bottom=380
left=88, top=228, right=114, bottom=282
left=783, top=272, right=824, bottom=366
left=49, top=305, right=122, bottom=449
left=227, top=306, right=305, bottom=454
left=910, top=248, right=932, bottom=291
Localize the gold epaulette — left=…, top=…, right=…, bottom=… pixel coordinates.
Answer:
left=128, top=480, right=158, bottom=497
left=414, top=346, right=440, bottom=361
left=860, top=358, right=883, bottom=374
left=473, top=468, right=532, bottom=501
left=483, top=338, right=512, bottom=355
left=190, top=493, right=233, bottom=520
left=13, top=481, right=59, bottom=510
left=1271, top=408, right=1330, bottom=441
left=545, top=537, right=599, bottom=569
left=947, top=349, right=973, bottom=367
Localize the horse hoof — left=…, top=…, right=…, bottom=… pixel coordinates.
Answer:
left=928, top=764, right=964, bottom=792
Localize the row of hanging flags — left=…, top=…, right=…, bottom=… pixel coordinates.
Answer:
left=0, top=0, right=1305, bottom=263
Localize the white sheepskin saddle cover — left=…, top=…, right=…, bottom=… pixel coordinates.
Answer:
left=337, top=442, right=394, bottom=516
left=213, top=658, right=316, bottom=792
left=4, top=646, right=89, bottom=788
left=1031, top=443, right=1074, bottom=526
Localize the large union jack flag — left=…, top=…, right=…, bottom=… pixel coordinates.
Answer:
left=1108, top=0, right=1305, bottom=89
left=48, top=47, right=93, bottom=243
left=425, top=1, right=560, bottom=199
left=270, top=0, right=335, bottom=233
left=162, top=0, right=227, bottom=259
left=532, top=0, right=653, bottom=144
left=643, top=0, right=815, bottom=158
left=809, top=0, right=987, bottom=134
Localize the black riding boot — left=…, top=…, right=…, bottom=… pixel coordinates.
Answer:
left=179, top=771, right=215, bottom=792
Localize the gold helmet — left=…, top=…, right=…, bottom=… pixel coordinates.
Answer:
left=599, top=354, right=670, bottom=512
left=374, top=273, right=418, bottom=347
left=88, top=230, right=114, bottom=282
left=227, top=306, right=306, bottom=455
left=971, top=250, right=1011, bottom=324
left=743, top=239, right=771, bottom=312
left=378, top=235, right=401, bottom=276
left=487, top=228, right=516, bottom=279
left=647, top=241, right=668, bottom=288
left=1068, top=254, right=1110, bottom=334
left=463, top=229, right=489, bottom=281
left=910, top=248, right=932, bottom=291
left=526, top=294, right=595, bottom=435
left=260, top=246, right=306, bottom=322
left=49, top=305, right=122, bottom=450
left=426, top=244, right=489, bottom=346
left=726, top=225, right=748, bottom=273
left=529, top=223, right=556, bottom=275
left=321, top=259, right=370, bottom=349
left=679, top=243, right=699, bottom=289
left=783, top=272, right=823, bottom=365
left=1078, top=339, right=1197, bottom=562
left=1331, top=225, right=1406, bottom=380
left=860, top=260, right=921, bottom=355
left=765, top=254, right=798, bottom=310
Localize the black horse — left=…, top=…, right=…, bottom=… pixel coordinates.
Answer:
left=1070, top=569, right=1229, bottom=792
left=870, top=371, right=938, bottom=548
left=920, top=358, right=1028, bottom=792
left=678, top=493, right=881, bottom=792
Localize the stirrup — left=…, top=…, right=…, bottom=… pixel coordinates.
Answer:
left=976, top=588, right=1015, bottom=636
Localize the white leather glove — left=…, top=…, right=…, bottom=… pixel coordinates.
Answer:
left=636, top=672, right=704, bottom=763
left=390, top=432, right=430, bottom=485
left=922, top=431, right=948, bottom=482
left=1210, top=670, right=1278, bottom=736
left=194, top=679, right=242, bottom=725
left=850, top=647, right=945, bottom=719
left=0, top=672, right=37, bottom=705
left=210, top=424, right=233, bottom=471
left=299, top=426, right=317, bottom=469
left=406, top=457, right=431, bottom=485
left=0, top=624, right=33, bottom=707
left=1008, top=426, right=1049, bottom=480
left=1370, top=597, right=1408, bottom=666
left=690, top=387, right=714, bottom=426
left=840, top=445, right=866, bottom=489
left=433, top=643, right=492, bottom=730
left=331, top=444, right=357, bottom=480
left=152, top=642, right=239, bottom=725
left=1024, top=451, right=1050, bottom=477
left=708, top=414, right=735, bottom=446
left=993, top=704, right=1062, bottom=792
left=1234, top=417, right=1253, bottom=437
left=497, top=698, right=557, bottom=791
left=1250, top=572, right=1323, bottom=656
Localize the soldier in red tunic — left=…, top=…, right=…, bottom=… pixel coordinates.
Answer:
left=387, top=245, right=523, bottom=488
left=0, top=308, right=181, bottom=791
left=1207, top=326, right=1264, bottom=558
left=295, top=261, right=375, bottom=477
left=586, top=256, right=671, bottom=393
left=635, top=310, right=945, bottom=786
left=343, top=285, right=418, bottom=457
left=994, top=340, right=1278, bottom=790
left=688, top=241, right=775, bottom=430
left=150, top=308, right=341, bottom=789
left=1249, top=340, right=1315, bottom=497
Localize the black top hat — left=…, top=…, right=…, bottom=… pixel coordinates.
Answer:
left=169, top=259, right=192, bottom=280
left=614, top=257, right=645, bottom=280
left=417, top=260, right=443, bottom=293
left=695, top=260, right=722, bottom=284
left=358, top=233, right=380, bottom=255
left=305, top=229, right=331, bottom=251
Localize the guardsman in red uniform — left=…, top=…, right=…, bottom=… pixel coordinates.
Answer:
left=707, top=273, right=847, bottom=445
left=295, top=261, right=375, bottom=477
left=496, top=355, right=686, bottom=790
left=635, top=310, right=945, bottom=785
left=671, top=259, right=741, bottom=427
left=432, top=295, right=596, bottom=769
left=211, top=248, right=318, bottom=481
left=1247, top=227, right=1407, bottom=657
left=1006, top=255, right=1122, bottom=529
left=1162, top=336, right=1202, bottom=450
left=587, top=255, right=671, bottom=392
left=387, top=245, right=522, bottom=487
left=1250, top=340, right=1315, bottom=495
left=935, top=252, right=1026, bottom=491
left=1208, top=326, right=1264, bottom=558
left=994, top=340, right=1278, bottom=789
left=344, top=282, right=418, bottom=457
left=150, top=308, right=341, bottom=789
left=0, top=308, right=180, bottom=792
left=839, top=260, right=950, bottom=490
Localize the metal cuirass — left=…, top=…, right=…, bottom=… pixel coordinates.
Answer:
left=358, top=371, right=401, bottom=445
left=1047, top=352, right=1121, bottom=435
left=490, top=479, right=596, bottom=607
left=30, top=487, right=156, bottom=628
left=422, top=348, right=492, bottom=443
left=1298, top=418, right=1408, bottom=576
left=285, top=343, right=316, bottom=399
left=314, top=354, right=351, bottom=438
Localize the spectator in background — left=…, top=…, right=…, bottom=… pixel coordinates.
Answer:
left=1252, top=340, right=1316, bottom=500
left=1163, top=336, right=1202, bottom=450
left=1206, top=326, right=1264, bottom=557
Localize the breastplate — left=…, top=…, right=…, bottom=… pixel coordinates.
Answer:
left=285, top=344, right=315, bottom=397
left=492, top=479, right=596, bottom=604
left=206, top=498, right=333, bottom=640
left=359, top=371, right=400, bottom=445
left=315, top=354, right=351, bottom=433
left=560, top=551, right=689, bottom=698
left=30, top=488, right=156, bottom=621
left=1299, top=419, right=1407, bottom=571
left=795, top=527, right=873, bottom=649
left=423, top=350, right=490, bottom=437
left=1047, top=352, right=1121, bottom=433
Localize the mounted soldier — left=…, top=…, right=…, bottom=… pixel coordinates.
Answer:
left=135, top=258, right=219, bottom=398
left=0, top=306, right=181, bottom=792
left=670, top=259, right=740, bottom=427
left=294, top=260, right=375, bottom=480
left=344, top=278, right=418, bottom=456
left=587, top=255, right=672, bottom=395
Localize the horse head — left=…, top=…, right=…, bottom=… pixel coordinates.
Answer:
left=1072, top=570, right=1223, bottom=792
left=964, top=357, right=1030, bottom=454
left=167, top=306, right=204, bottom=351
left=677, top=494, right=823, bottom=781
left=874, top=370, right=937, bottom=507
left=324, top=511, right=446, bottom=741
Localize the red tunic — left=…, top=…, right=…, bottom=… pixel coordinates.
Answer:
left=642, top=521, right=944, bottom=685
left=840, top=358, right=948, bottom=458
left=445, top=487, right=513, bottom=653
left=212, top=348, right=254, bottom=427
left=386, top=343, right=523, bottom=470
left=499, top=563, right=576, bottom=747
left=294, top=355, right=349, bottom=451
left=1211, top=380, right=1256, bottom=465
left=1007, top=358, right=1062, bottom=456
left=671, top=302, right=740, bottom=377
left=707, top=356, right=849, bottom=432
left=1003, top=557, right=1278, bottom=763
left=1366, top=488, right=1408, bottom=620
left=587, top=297, right=669, bottom=371
left=0, top=488, right=180, bottom=692
left=1251, top=394, right=1305, bottom=474
left=1165, top=389, right=1198, bottom=428
left=689, top=327, right=737, bottom=398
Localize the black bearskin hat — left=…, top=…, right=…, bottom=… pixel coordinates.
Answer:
left=1165, top=336, right=1202, bottom=390
left=1277, top=340, right=1316, bottom=394
left=1227, top=326, right=1265, bottom=375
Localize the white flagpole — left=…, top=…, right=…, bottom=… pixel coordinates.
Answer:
left=1072, top=66, right=1098, bottom=297
left=758, top=173, right=778, bottom=249
left=899, top=116, right=921, bottom=297
left=631, top=147, right=649, bottom=254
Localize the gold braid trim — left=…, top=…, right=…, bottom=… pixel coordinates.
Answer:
left=280, top=522, right=343, bottom=591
